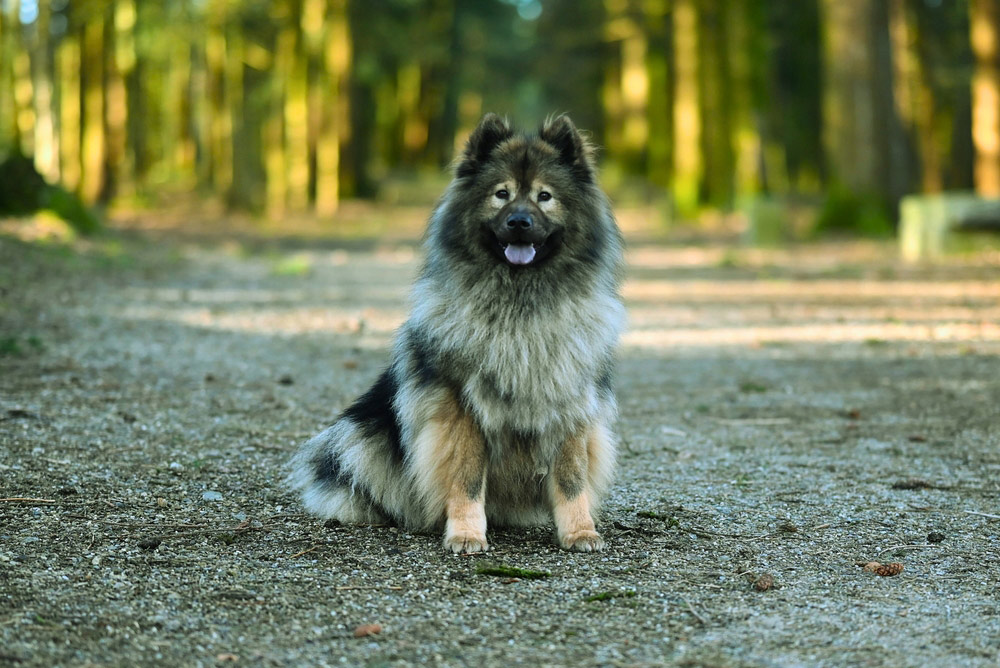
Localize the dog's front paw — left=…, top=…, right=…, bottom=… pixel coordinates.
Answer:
left=444, top=532, right=489, bottom=554
left=559, top=529, right=605, bottom=552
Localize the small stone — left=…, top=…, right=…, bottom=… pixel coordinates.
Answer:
left=927, top=531, right=945, bottom=544
left=353, top=623, right=382, bottom=638
left=202, top=491, right=223, bottom=501
left=157, top=497, right=168, bottom=507
left=753, top=573, right=775, bottom=591
left=138, top=538, right=162, bottom=551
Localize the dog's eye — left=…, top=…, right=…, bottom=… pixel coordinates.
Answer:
left=495, top=189, right=509, bottom=200
left=537, top=191, right=552, bottom=202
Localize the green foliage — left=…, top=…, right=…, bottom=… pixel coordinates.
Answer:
left=0, top=152, right=101, bottom=235
left=0, top=335, right=45, bottom=357
left=738, top=380, right=769, bottom=394
left=41, top=186, right=102, bottom=236
left=812, top=187, right=893, bottom=238
left=0, top=337, right=23, bottom=357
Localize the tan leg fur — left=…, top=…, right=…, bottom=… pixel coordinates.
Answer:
left=411, top=391, right=489, bottom=553
left=549, top=425, right=605, bottom=552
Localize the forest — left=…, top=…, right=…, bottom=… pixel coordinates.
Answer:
left=1, top=0, right=999, bottom=227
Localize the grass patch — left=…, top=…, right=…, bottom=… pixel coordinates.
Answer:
left=271, top=254, right=313, bottom=276
left=0, top=334, right=44, bottom=357
left=0, top=336, right=23, bottom=357
left=584, top=590, right=636, bottom=603
left=475, top=564, right=550, bottom=579
left=738, top=381, right=769, bottom=393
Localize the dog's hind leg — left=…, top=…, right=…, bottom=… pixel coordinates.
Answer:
left=548, top=423, right=610, bottom=552
left=410, top=391, right=489, bottom=553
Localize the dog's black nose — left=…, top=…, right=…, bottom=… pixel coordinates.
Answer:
left=506, top=212, right=533, bottom=230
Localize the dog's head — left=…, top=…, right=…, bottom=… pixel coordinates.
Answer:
left=438, top=113, right=607, bottom=270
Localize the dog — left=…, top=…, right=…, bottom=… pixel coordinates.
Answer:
left=288, top=113, right=625, bottom=553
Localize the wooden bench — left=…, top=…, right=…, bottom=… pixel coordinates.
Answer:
left=899, top=193, right=1000, bottom=261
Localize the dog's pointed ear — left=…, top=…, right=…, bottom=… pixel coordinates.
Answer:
left=540, top=114, right=595, bottom=179
left=456, top=113, right=513, bottom=178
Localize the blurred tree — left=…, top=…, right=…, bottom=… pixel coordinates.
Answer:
left=699, top=0, right=734, bottom=207
left=970, top=0, right=1000, bottom=195
left=890, top=0, right=942, bottom=193
left=820, top=0, right=908, bottom=209
left=672, top=0, right=700, bottom=215
left=30, top=0, right=58, bottom=183
left=728, top=0, right=765, bottom=200
left=762, top=2, right=823, bottom=193
left=534, top=0, right=605, bottom=143
left=0, top=0, right=992, bottom=225
left=79, top=3, right=106, bottom=204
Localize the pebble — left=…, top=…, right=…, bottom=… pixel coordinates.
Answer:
left=202, top=491, right=223, bottom=501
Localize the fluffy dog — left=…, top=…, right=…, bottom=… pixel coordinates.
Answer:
left=288, top=113, right=625, bottom=552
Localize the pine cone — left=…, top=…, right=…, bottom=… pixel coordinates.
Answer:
left=753, top=573, right=775, bottom=591
left=875, top=562, right=903, bottom=577
left=859, top=561, right=903, bottom=576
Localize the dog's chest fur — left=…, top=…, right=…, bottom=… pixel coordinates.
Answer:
left=410, top=271, right=624, bottom=438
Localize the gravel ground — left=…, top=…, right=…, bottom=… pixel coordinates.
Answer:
left=2, top=221, right=999, bottom=667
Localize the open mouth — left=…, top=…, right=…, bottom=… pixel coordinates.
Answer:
left=503, top=243, right=537, bottom=265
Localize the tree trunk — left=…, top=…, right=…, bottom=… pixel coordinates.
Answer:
left=821, top=0, right=907, bottom=206
left=620, top=17, right=649, bottom=172
left=266, top=17, right=292, bottom=218
left=227, top=20, right=264, bottom=210
left=645, top=1, right=671, bottom=189
left=672, top=0, right=701, bottom=216
left=970, top=0, right=1000, bottom=196
left=314, top=0, right=349, bottom=215
left=80, top=9, right=106, bottom=204
left=727, top=0, right=763, bottom=200
left=285, top=0, right=310, bottom=211
left=822, top=0, right=878, bottom=192
left=0, top=8, right=13, bottom=148
left=889, top=0, right=941, bottom=193
left=699, top=0, right=734, bottom=208
left=205, top=0, right=232, bottom=194
left=106, top=0, right=136, bottom=199
left=58, top=26, right=81, bottom=192
left=31, top=1, right=59, bottom=182
left=12, top=14, right=34, bottom=157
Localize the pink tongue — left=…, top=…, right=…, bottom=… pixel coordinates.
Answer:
left=504, top=244, right=536, bottom=265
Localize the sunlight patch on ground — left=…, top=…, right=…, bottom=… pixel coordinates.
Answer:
left=622, top=321, right=1000, bottom=349
left=623, top=278, right=1000, bottom=301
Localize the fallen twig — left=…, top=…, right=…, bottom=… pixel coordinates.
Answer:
left=681, top=596, right=707, bottom=625
left=335, top=585, right=403, bottom=591
left=964, top=510, right=1000, bottom=520
left=289, top=545, right=320, bottom=559
left=0, top=497, right=56, bottom=503
left=63, top=515, right=211, bottom=529
left=877, top=544, right=942, bottom=555
left=710, top=417, right=792, bottom=425
left=687, top=526, right=770, bottom=540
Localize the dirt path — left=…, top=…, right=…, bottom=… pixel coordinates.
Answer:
left=2, top=227, right=999, bottom=667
